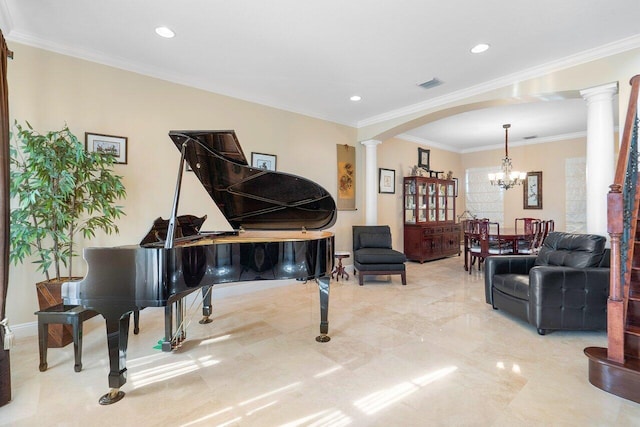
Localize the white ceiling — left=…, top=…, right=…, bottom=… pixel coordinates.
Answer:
left=1, top=0, right=639, bottom=151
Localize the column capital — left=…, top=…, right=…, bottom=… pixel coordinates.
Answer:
left=360, top=139, right=381, bottom=147
left=580, top=82, right=618, bottom=103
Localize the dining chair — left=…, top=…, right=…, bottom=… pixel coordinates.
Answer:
left=468, top=221, right=513, bottom=273
left=515, top=217, right=540, bottom=235
left=516, top=219, right=543, bottom=254
left=537, top=219, right=555, bottom=246
left=463, top=218, right=488, bottom=271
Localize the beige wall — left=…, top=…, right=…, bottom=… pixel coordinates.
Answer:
left=377, top=138, right=463, bottom=249
left=461, top=137, right=587, bottom=231
left=6, top=43, right=363, bottom=325
left=375, top=135, right=589, bottom=250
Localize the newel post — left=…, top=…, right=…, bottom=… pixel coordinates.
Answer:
left=607, top=184, right=625, bottom=363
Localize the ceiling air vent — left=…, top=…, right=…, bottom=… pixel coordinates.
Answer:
left=418, top=78, right=443, bottom=90
left=523, top=135, right=538, bottom=140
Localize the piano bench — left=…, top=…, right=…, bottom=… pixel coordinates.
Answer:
left=34, top=305, right=141, bottom=373
left=35, top=304, right=98, bottom=373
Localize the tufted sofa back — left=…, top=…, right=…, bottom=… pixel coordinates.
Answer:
left=535, top=232, right=606, bottom=268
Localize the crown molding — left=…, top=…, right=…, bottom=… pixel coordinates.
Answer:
left=397, top=131, right=589, bottom=154
left=358, top=34, right=640, bottom=128
left=5, top=22, right=638, bottom=132
left=0, top=1, right=14, bottom=35
left=396, top=133, right=459, bottom=153
left=5, top=30, right=356, bottom=128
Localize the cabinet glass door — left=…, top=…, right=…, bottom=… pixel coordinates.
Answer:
left=418, top=182, right=427, bottom=222
left=438, top=183, right=447, bottom=221
left=428, top=183, right=436, bottom=221
left=404, top=180, right=416, bottom=223
left=446, top=183, right=455, bottom=221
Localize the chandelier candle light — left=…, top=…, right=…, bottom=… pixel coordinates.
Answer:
left=488, top=124, right=526, bottom=190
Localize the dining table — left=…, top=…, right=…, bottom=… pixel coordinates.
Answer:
left=463, top=227, right=533, bottom=271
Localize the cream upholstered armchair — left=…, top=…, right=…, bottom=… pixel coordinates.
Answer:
left=352, top=225, right=407, bottom=286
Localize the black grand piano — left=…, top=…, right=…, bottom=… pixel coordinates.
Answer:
left=63, top=130, right=336, bottom=405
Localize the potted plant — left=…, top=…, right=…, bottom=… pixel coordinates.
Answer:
left=9, top=121, right=126, bottom=347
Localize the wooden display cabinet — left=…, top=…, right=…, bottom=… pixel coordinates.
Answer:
left=403, top=176, right=460, bottom=262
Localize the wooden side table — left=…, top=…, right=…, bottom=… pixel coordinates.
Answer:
left=332, top=251, right=350, bottom=281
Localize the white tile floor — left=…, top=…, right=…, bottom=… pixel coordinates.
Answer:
left=2, top=255, right=640, bottom=426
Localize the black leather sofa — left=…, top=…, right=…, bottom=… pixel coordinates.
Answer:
left=484, top=231, right=610, bottom=335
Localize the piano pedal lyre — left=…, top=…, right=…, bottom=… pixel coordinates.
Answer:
left=162, top=298, right=188, bottom=351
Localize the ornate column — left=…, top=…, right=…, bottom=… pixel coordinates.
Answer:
left=580, top=82, right=618, bottom=238
left=361, top=139, right=381, bottom=225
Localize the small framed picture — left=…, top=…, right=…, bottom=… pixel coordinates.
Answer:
left=524, top=171, right=543, bottom=209
left=251, top=152, right=277, bottom=171
left=85, top=133, right=127, bottom=164
left=379, top=168, right=395, bottom=194
left=418, top=147, right=430, bottom=170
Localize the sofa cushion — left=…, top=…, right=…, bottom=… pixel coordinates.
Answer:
left=535, top=232, right=606, bottom=268
left=354, top=248, right=406, bottom=264
left=492, top=273, right=531, bottom=301
left=359, top=232, right=392, bottom=249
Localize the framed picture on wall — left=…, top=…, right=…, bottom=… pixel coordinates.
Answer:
left=524, top=171, right=543, bottom=209
left=85, top=133, right=127, bottom=164
left=418, top=147, right=430, bottom=170
left=379, top=168, right=395, bottom=194
left=251, top=152, right=277, bottom=171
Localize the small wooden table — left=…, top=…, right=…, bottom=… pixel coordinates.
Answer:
left=332, top=251, right=350, bottom=281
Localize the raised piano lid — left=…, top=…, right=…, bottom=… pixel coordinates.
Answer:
left=168, top=130, right=337, bottom=231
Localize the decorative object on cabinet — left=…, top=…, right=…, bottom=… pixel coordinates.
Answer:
left=251, top=152, right=277, bottom=171
left=524, top=171, right=543, bottom=209
left=417, top=147, right=430, bottom=170
left=378, top=168, right=395, bottom=194
left=403, top=175, right=460, bottom=262
left=410, top=165, right=425, bottom=176
left=336, top=144, right=356, bottom=210
left=85, top=132, right=127, bottom=164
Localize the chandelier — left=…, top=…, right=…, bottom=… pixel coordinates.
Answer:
left=488, top=124, right=526, bottom=190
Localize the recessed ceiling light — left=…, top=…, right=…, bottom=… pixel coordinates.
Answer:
left=350, top=95, right=362, bottom=102
left=155, top=26, right=175, bottom=38
left=470, top=43, right=490, bottom=54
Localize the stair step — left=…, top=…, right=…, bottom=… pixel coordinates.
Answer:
left=585, top=347, right=640, bottom=404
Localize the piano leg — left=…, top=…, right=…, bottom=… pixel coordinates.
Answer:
left=315, top=276, right=331, bottom=342
left=199, top=285, right=213, bottom=324
left=99, top=312, right=131, bottom=405
left=162, top=304, right=173, bottom=352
